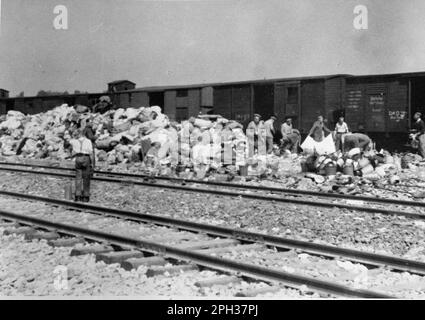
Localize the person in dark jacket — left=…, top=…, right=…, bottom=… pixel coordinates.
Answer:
left=411, top=112, right=425, bottom=158
left=308, top=116, right=332, bottom=142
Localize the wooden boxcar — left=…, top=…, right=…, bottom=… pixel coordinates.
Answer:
left=2, top=71, right=425, bottom=150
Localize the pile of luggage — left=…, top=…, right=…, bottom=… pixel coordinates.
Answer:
left=0, top=104, right=268, bottom=176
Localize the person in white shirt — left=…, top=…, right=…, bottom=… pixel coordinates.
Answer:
left=69, top=129, right=94, bottom=202
left=264, top=115, right=277, bottom=154
left=280, top=118, right=300, bottom=153
left=246, top=114, right=266, bottom=156
left=334, top=116, right=349, bottom=151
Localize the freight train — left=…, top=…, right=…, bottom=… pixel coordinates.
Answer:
left=1, top=71, right=425, bottom=150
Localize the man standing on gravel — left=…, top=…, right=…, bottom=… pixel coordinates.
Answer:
left=70, top=129, right=94, bottom=202
left=264, top=115, right=277, bottom=154
left=82, top=120, right=97, bottom=173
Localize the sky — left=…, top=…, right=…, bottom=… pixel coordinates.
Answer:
left=1, top=0, right=425, bottom=96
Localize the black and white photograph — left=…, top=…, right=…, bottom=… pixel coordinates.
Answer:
left=1, top=0, right=425, bottom=306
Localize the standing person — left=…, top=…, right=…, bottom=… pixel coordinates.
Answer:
left=246, top=114, right=265, bottom=156
left=83, top=121, right=97, bottom=172
left=411, top=112, right=425, bottom=158
left=281, top=118, right=300, bottom=153
left=69, top=129, right=94, bottom=202
left=264, top=115, right=277, bottom=154
left=308, top=115, right=332, bottom=142
left=334, top=116, right=349, bottom=151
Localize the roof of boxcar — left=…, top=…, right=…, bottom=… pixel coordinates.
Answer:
left=345, top=70, right=425, bottom=80
left=3, top=70, right=425, bottom=100
left=136, top=73, right=352, bottom=92
left=133, top=70, right=425, bottom=92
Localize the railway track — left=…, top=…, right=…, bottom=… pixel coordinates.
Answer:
left=0, top=161, right=424, bottom=220
left=2, top=190, right=425, bottom=298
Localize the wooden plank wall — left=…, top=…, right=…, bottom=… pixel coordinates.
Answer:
left=131, top=92, right=149, bottom=108
left=0, top=101, right=6, bottom=115
left=188, top=89, right=200, bottom=117
left=324, top=77, right=345, bottom=128
left=344, top=82, right=365, bottom=132
left=387, top=80, right=408, bottom=132
left=164, top=90, right=176, bottom=121
left=232, top=85, right=251, bottom=126
left=300, top=80, right=325, bottom=133
left=201, top=87, right=213, bottom=106
left=213, top=86, right=232, bottom=119
left=253, top=84, right=274, bottom=120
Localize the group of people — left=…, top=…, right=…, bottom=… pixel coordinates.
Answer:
left=245, top=114, right=374, bottom=156
left=309, top=115, right=373, bottom=152
left=246, top=114, right=301, bottom=155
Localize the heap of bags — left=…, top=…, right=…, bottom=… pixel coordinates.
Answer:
left=0, top=104, right=301, bottom=176
left=298, top=132, right=415, bottom=182
left=0, top=105, right=73, bottom=158
left=1, top=104, right=419, bottom=181
left=300, top=144, right=405, bottom=183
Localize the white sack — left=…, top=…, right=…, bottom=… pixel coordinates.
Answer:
left=125, top=108, right=141, bottom=120
left=0, top=118, right=22, bottom=130
left=300, top=135, right=316, bottom=155
left=314, top=134, right=336, bottom=155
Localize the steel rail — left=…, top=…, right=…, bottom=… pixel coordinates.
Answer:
left=1, top=189, right=425, bottom=276
left=0, top=166, right=424, bottom=220
left=0, top=161, right=424, bottom=208
left=0, top=209, right=391, bottom=298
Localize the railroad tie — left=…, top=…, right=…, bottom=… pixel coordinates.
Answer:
left=120, top=256, right=167, bottom=271
left=194, top=276, right=241, bottom=288
left=25, top=231, right=60, bottom=241
left=3, top=227, right=36, bottom=236
left=70, top=244, right=114, bottom=256
left=196, top=243, right=265, bottom=255
left=176, top=239, right=240, bottom=251
left=95, top=250, right=145, bottom=264
left=48, top=238, right=85, bottom=247
left=146, top=264, right=198, bottom=277
left=148, top=233, right=197, bottom=242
